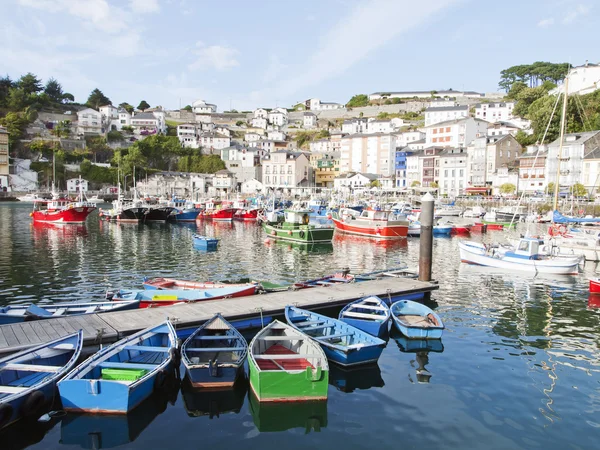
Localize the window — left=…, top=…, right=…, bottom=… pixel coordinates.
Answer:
left=446, top=127, right=451, bottom=132
left=266, top=176, right=270, bottom=183
left=459, top=169, right=464, bottom=177
left=451, top=170, right=455, bottom=177
left=444, top=170, right=448, bottom=177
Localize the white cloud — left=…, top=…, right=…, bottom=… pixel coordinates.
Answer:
left=188, top=43, right=240, bottom=71
left=537, top=18, right=555, bottom=27
left=260, top=0, right=460, bottom=102
left=562, top=3, right=590, bottom=24
left=130, top=0, right=160, bottom=14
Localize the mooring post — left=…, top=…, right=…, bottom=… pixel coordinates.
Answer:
left=419, top=192, right=434, bottom=282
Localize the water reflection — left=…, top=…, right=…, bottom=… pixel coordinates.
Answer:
left=588, top=294, right=600, bottom=309
left=59, top=378, right=180, bottom=449
left=0, top=409, right=61, bottom=450
left=181, top=375, right=247, bottom=418
left=248, top=393, right=327, bottom=433
left=328, top=363, right=384, bottom=393
left=392, top=328, right=444, bottom=384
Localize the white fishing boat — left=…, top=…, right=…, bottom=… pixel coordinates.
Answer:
left=458, top=237, right=580, bottom=275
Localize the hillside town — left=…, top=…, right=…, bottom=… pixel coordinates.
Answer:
left=1, top=61, right=599, bottom=200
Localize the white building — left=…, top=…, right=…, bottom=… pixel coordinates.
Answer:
left=396, top=131, right=426, bottom=147
left=99, top=105, right=118, bottom=120
left=303, top=112, right=317, bottom=129
left=268, top=108, right=288, bottom=126
left=267, top=129, right=286, bottom=141
left=406, top=151, right=422, bottom=187
left=407, top=139, right=426, bottom=151
left=177, top=123, right=199, bottom=148
left=131, top=112, right=159, bottom=135
left=487, top=121, right=521, bottom=137
left=199, top=132, right=231, bottom=152
left=76, top=108, right=103, bottom=135
left=213, top=169, right=237, bottom=193
left=333, top=172, right=378, bottom=191
left=367, top=119, right=393, bottom=134
left=67, top=177, right=89, bottom=193
left=429, top=98, right=456, bottom=108
left=9, top=159, right=38, bottom=191
left=546, top=131, right=600, bottom=190
left=424, top=105, right=469, bottom=127
left=342, top=118, right=369, bottom=134
left=438, top=148, right=469, bottom=197
left=424, top=117, right=488, bottom=149
left=467, top=134, right=521, bottom=187
left=117, top=109, right=131, bottom=129
left=192, top=99, right=217, bottom=114
left=251, top=117, right=268, bottom=129
left=306, top=98, right=343, bottom=111
left=262, top=151, right=312, bottom=189
left=551, top=61, right=600, bottom=96
left=253, top=108, right=268, bottom=119
left=214, top=126, right=230, bottom=137
left=474, top=102, right=515, bottom=123
left=241, top=178, right=264, bottom=195
left=340, top=133, right=396, bottom=176
left=245, top=132, right=261, bottom=143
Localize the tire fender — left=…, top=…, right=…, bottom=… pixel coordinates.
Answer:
left=154, top=369, right=168, bottom=390
left=0, top=403, right=13, bottom=428
left=20, top=390, right=46, bottom=419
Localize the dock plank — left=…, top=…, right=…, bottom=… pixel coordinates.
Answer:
left=0, top=278, right=437, bottom=354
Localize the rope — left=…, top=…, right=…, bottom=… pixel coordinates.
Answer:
left=95, top=328, right=105, bottom=348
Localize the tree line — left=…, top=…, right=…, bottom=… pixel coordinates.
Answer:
left=498, top=62, right=570, bottom=92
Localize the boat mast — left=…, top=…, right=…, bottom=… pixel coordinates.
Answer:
left=552, top=76, right=569, bottom=212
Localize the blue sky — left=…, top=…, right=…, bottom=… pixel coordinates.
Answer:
left=1, top=0, right=598, bottom=111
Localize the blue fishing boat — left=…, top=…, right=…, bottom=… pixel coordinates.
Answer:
left=182, top=314, right=247, bottom=388
left=111, top=284, right=257, bottom=307
left=0, top=331, right=83, bottom=429
left=338, top=296, right=390, bottom=337
left=193, top=234, right=218, bottom=251
left=432, top=223, right=453, bottom=236
left=390, top=300, right=444, bottom=339
left=0, top=300, right=140, bottom=325
left=58, top=321, right=178, bottom=414
left=285, top=306, right=386, bottom=367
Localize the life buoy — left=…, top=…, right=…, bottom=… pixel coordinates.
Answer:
left=154, top=369, right=168, bottom=390
left=0, top=403, right=13, bottom=429
left=299, top=230, right=305, bottom=238
left=20, top=390, right=46, bottom=418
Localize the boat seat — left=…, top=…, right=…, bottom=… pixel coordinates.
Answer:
left=347, top=304, right=387, bottom=311
left=298, top=324, right=335, bottom=331
left=293, top=320, right=325, bottom=326
left=314, top=281, right=334, bottom=285
left=84, top=306, right=98, bottom=313
left=0, top=386, right=28, bottom=394
left=1, top=363, right=62, bottom=373
left=254, top=354, right=323, bottom=360
left=315, top=332, right=354, bottom=340
left=96, top=362, right=158, bottom=370
left=258, top=335, right=305, bottom=341
left=193, top=336, right=237, bottom=340
left=53, top=308, right=66, bottom=316
left=186, top=347, right=246, bottom=352
left=341, top=311, right=383, bottom=320
left=124, top=345, right=170, bottom=352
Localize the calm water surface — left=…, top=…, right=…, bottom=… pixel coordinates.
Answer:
left=0, top=203, right=599, bottom=450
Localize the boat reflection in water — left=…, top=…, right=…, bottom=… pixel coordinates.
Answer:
left=392, top=328, right=444, bottom=384
left=263, top=238, right=334, bottom=254
left=333, top=233, right=408, bottom=250
left=181, top=375, right=247, bottom=419
left=588, top=294, right=600, bottom=309
left=60, top=376, right=180, bottom=449
left=248, top=392, right=327, bottom=433
left=328, top=363, right=385, bottom=393
left=31, top=221, right=88, bottom=238
left=0, top=408, right=62, bottom=450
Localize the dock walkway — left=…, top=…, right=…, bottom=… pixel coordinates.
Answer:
left=0, top=278, right=438, bottom=355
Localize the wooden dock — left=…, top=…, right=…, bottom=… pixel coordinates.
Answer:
left=0, top=278, right=438, bottom=355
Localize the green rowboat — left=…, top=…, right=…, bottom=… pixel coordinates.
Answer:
left=249, top=320, right=329, bottom=403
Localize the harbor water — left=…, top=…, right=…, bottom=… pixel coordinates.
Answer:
left=1, top=203, right=599, bottom=450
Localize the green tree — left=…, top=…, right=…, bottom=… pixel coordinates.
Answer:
left=107, top=130, right=124, bottom=142
left=119, top=102, right=134, bottom=113
left=346, top=94, right=369, bottom=108
left=137, top=100, right=150, bottom=111
left=44, top=78, right=63, bottom=102
left=6, top=87, right=28, bottom=111
left=430, top=181, right=439, bottom=188
left=235, top=120, right=245, bottom=126
left=86, top=136, right=112, bottom=163
left=183, top=105, right=193, bottom=112
left=0, top=75, right=13, bottom=107
left=505, top=81, right=527, bottom=100
left=411, top=181, right=421, bottom=187
left=546, top=182, right=555, bottom=196
left=498, top=62, right=569, bottom=91
left=316, top=129, right=330, bottom=139
left=52, top=120, right=71, bottom=139
left=123, top=145, right=148, bottom=177
left=62, top=93, right=75, bottom=103
left=86, top=88, right=111, bottom=110
left=17, top=72, right=43, bottom=95
left=571, top=183, right=588, bottom=197
left=0, top=111, right=30, bottom=146
left=500, top=183, right=516, bottom=194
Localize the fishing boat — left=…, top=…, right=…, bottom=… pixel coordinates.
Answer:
left=143, top=205, right=176, bottom=223
left=0, top=300, right=140, bottom=325
left=111, top=284, right=257, bottom=307
left=233, top=207, right=261, bottom=221
left=450, top=225, right=471, bottom=235
left=332, top=207, right=409, bottom=239
left=99, top=195, right=148, bottom=223
left=58, top=321, right=178, bottom=414
left=0, top=331, right=83, bottom=429
left=458, top=237, right=581, bottom=275
left=262, top=209, right=334, bottom=243
left=338, top=296, right=390, bottom=338
left=390, top=300, right=444, bottom=339
left=192, top=234, right=218, bottom=250
left=31, top=192, right=97, bottom=224
left=248, top=320, right=328, bottom=402
left=17, top=193, right=46, bottom=203
left=182, top=314, right=247, bottom=388
left=285, top=306, right=386, bottom=366
left=432, top=223, right=453, bottom=236
left=167, top=199, right=201, bottom=222
left=407, top=222, right=421, bottom=237
left=197, top=201, right=236, bottom=222
left=143, top=277, right=252, bottom=291
left=590, top=278, right=600, bottom=294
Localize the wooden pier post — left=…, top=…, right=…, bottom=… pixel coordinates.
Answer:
left=419, top=192, right=434, bottom=282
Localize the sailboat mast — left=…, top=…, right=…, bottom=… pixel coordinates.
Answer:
left=552, top=76, right=569, bottom=212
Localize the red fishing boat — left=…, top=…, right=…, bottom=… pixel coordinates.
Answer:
left=31, top=194, right=96, bottom=224
left=590, top=278, right=600, bottom=294
left=332, top=207, right=409, bottom=239
left=450, top=226, right=471, bottom=235
left=196, top=200, right=237, bottom=222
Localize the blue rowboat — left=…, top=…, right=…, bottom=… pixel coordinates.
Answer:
left=182, top=314, right=247, bottom=388
left=338, top=296, right=390, bottom=337
left=433, top=224, right=453, bottom=236
left=390, top=300, right=444, bottom=339
left=111, top=284, right=257, bottom=307
left=193, top=234, right=218, bottom=251
left=0, top=331, right=83, bottom=429
left=0, top=300, right=140, bottom=325
left=285, top=306, right=386, bottom=367
left=58, top=321, right=178, bottom=414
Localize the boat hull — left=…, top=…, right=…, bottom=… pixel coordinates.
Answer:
left=332, top=218, right=407, bottom=239
left=391, top=300, right=444, bottom=340
left=458, top=240, right=580, bottom=275
left=590, top=278, right=600, bottom=294
left=100, top=207, right=147, bottom=223
left=234, top=209, right=260, bottom=221
left=187, top=365, right=243, bottom=389
left=144, top=207, right=175, bottom=223
left=31, top=206, right=96, bottom=224
left=262, top=223, right=334, bottom=243
left=197, top=208, right=236, bottom=222
left=168, top=209, right=200, bottom=222
left=115, top=285, right=257, bottom=308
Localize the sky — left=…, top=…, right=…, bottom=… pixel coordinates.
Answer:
left=0, top=0, right=598, bottom=112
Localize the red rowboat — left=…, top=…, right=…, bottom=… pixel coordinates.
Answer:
left=332, top=208, right=408, bottom=239
left=450, top=226, right=471, bottom=235
left=590, top=278, right=600, bottom=294
left=470, top=223, right=487, bottom=233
